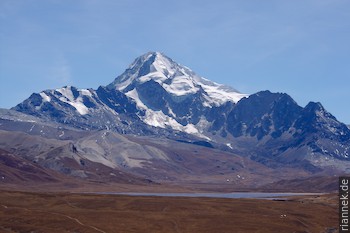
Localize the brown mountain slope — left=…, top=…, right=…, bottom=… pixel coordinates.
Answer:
left=0, top=148, right=59, bottom=184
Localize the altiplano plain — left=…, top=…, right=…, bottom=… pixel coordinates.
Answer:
left=0, top=190, right=338, bottom=233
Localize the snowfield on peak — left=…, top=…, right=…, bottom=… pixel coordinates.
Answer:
left=104, top=52, right=249, bottom=136
left=109, top=52, right=248, bottom=106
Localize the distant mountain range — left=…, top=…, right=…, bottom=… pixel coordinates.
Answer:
left=1, top=52, right=349, bottom=191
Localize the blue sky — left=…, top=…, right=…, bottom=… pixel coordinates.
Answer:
left=1, top=0, right=349, bottom=123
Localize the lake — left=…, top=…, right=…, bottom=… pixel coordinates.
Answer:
left=95, top=192, right=323, bottom=199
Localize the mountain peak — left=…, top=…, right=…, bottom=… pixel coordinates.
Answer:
left=130, top=51, right=168, bottom=71
left=108, top=51, right=193, bottom=92
left=108, top=52, right=247, bottom=106
left=140, top=51, right=166, bottom=60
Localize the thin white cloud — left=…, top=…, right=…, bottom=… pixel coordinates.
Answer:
left=48, top=54, right=72, bottom=86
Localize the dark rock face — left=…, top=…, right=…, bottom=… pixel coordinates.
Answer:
left=223, top=91, right=350, bottom=163
left=294, top=102, right=350, bottom=141
left=96, top=86, right=141, bottom=117
left=226, top=91, right=302, bottom=139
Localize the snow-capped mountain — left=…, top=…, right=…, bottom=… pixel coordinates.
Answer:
left=108, top=52, right=246, bottom=105
left=107, top=52, right=247, bottom=136
left=13, top=85, right=144, bottom=133
left=14, top=52, right=248, bottom=138
left=11, top=52, right=350, bottom=171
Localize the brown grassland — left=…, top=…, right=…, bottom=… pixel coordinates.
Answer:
left=0, top=190, right=338, bottom=233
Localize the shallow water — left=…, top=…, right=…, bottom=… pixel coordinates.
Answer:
left=95, top=192, right=323, bottom=199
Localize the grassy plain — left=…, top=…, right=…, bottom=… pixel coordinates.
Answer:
left=0, top=190, right=338, bottom=233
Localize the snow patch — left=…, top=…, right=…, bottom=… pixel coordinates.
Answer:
left=143, top=110, right=199, bottom=134
left=55, top=86, right=90, bottom=115
left=69, top=100, right=89, bottom=115
left=39, top=92, right=51, bottom=102
left=200, top=82, right=248, bottom=105
left=81, top=89, right=93, bottom=97
left=163, top=75, right=200, bottom=96
left=125, top=89, right=148, bottom=109
left=143, top=110, right=210, bottom=138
